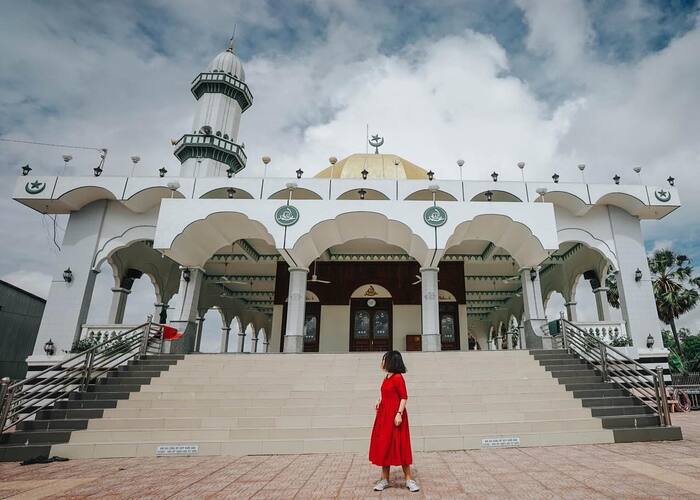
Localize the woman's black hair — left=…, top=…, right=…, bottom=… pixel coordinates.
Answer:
left=382, top=350, right=407, bottom=374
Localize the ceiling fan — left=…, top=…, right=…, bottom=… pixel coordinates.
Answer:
left=412, top=274, right=439, bottom=285
left=308, top=261, right=331, bottom=284
left=217, top=244, right=252, bottom=285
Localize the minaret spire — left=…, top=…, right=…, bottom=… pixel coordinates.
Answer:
left=227, top=24, right=237, bottom=53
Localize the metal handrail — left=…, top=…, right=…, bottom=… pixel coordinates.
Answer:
left=558, top=315, right=672, bottom=427
left=0, top=315, right=162, bottom=433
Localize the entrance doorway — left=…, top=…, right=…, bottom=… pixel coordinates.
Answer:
left=439, top=302, right=460, bottom=350
left=350, top=298, right=392, bottom=351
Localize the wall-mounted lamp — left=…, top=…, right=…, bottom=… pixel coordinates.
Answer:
left=227, top=188, right=236, bottom=199
left=613, top=174, right=620, bottom=185
left=635, top=268, right=643, bottom=282
left=358, top=189, right=367, bottom=200
left=182, top=268, right=191, bottom=282
left=21, top=164, right=31, bottom=176
left=646, top=333, right=655, bottom=349
left=361, top=168, right=369, bottom=180
left=491, top=171, right=499, bottom=182
left=63, top=268, right=73, bottom=283
left=427, top=170, right=435, bottom=181
left=93, top=165, right=103, bottom=177
left=43, top=338, right=56, bottom=356
left=552, top=173, right=560, bottom=183
left=159, top=167, right=167, bottom=178
left=296, top=168, right=303, bottom=179
left=484, top=190, right=493, bottom=202
left=667, top=176, right=675, bottom=187
left=529, top=268, right=537, bottom=281
left=226, top=167, right=234, bottom=178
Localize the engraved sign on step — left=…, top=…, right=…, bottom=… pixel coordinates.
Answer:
left=481, top=436, right=520, bottom=448
left=156, top=444, right=200, bottom=456
left=423, top=206, right=447, bottom=227
left=275, top=205, right=300, bottom=226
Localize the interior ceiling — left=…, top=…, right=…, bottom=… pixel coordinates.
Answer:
left=198, top=238, right=580, bottom=316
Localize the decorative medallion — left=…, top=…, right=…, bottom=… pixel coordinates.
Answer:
left=274, top=205, right=299, bottom=226
left=364, top=285, right=378, bottom=297
left=367, top=298, right=377, bottom=307
left=423, top=206, right=447, bottom=227
left=654, top=189, right=671, bottom=203
left=25, top=180, right=46, bottom=195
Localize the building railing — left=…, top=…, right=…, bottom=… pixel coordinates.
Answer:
left=79, top=324, right=141, bottom=343
left=555, top=315, right=672, bottom=427
left=0, top=316, right=163, bottom=434
left=570, top=320, right=629, bottom=345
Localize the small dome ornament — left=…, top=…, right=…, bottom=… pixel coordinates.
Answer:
left=368, top=134, right=384, bottom=154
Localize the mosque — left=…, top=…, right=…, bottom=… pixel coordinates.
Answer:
left=4, top=37, right=686, bottom=461
left=13, top=39, right=679, bottom=363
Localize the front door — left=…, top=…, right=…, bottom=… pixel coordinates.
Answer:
left=303, top=303, right=321, bottom=352
left=439, top=302, right=460, bottom=350
left=350, top=298, right=392, bottom=351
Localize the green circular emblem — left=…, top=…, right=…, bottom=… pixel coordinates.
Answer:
left=25, top=180, right=46, bottom=195
left=654, top=189, right=671, bottom=202
left=275, top=205, right=300, bottom=226
left=423, top=206, right=447, bottom=227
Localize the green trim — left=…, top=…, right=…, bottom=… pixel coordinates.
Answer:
left=191, top=72, right=254, bottom=111
left=465, top=275, right=519, bottom=281
left=206, top=274, right=276, bottom=282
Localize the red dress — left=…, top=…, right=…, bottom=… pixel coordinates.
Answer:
left=369, top=373, right=413, bottom=466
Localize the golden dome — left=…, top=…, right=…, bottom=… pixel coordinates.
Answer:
left=314, top=153, right=428, bottom=180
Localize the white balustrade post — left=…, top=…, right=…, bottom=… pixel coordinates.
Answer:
left=593, top=287, right=612, bottom=321
left=564, top=301, right=578, bottom=322
left=220, top=326, right=231, bottom=353
left=420, top=267, right=441, bottom=351
left=283, top=267, right=308, bottom=353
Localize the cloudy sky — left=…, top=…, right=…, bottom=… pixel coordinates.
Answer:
left=1, top=0, right=699, bottom=350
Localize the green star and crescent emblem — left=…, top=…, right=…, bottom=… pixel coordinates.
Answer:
left=654, top=189, right=671, bottom=202
left=275, top=205, right=300, bottom=226
left=25, top=180, right=46, bottom=195
left=423, top=206, right=448, bottom=227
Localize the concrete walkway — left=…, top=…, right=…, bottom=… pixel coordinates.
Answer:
left=1, top=412, right=699, bottom=499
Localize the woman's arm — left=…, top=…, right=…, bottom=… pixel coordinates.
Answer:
left=394, top=399, right=407, bottom=426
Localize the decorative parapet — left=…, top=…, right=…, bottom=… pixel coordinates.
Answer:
left=190, top=72, right=253, bottom=111
left=173, top=134, right=247, bottom=174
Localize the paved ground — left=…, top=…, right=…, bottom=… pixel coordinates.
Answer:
left=1, top=413, right=699, bottom=499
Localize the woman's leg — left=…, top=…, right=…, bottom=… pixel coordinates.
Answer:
left=402, top=465, right=412, bottom=481
left=382, top=466, right=390, bottom=480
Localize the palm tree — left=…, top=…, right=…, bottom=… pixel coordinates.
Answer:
left=607, top=250, right=700, bottom=356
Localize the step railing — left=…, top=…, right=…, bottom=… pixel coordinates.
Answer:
left=0, top=315, right=163, bottom=434
left=555, top=314, right=672, bottom=427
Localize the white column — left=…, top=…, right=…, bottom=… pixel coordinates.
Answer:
left=565, top=301, right=578, bottom=322
left=252, top=330, right=259, bottom=353
left=521, top=267, right=550, bottom=349
left=33, top=200, right=108, bottom=357
left=167, top=268, right=204, bottom=354
left=108, top=288, right=130, bottom=324
left=420, top=267, right=441, bottom=351
left=194, top=315, right=205, bottom=352
left=284, top=267, right=308, bottom=353
left=220, top=326, right=231, bottom=353
left=608, top=206, right=662, bottom=350
left=506, top=332, right=513, bottom=350
left=593, top=287, right=612, bottom=321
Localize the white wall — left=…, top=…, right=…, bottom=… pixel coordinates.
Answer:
left=393, top=305, right=421, bottom=351
left=319, top=305, right=350, bottom=352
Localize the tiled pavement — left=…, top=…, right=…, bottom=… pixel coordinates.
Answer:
left=1, top=412, right=699, bottom=499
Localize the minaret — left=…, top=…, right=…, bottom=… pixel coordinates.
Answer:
left=174, top=37, right=253, bottom=177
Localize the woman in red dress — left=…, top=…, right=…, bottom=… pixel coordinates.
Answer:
left=369, top=351, right=420, bottom=492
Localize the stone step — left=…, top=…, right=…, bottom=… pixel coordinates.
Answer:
left=572, top=388, right=627, bottom=399
left=589, top=405, right=655, bottom=417
left=51, top=428, right=615, bottom=459
left=38, top=408, right=106, bottom=420
left=580, top=396, right=643, bottom=407
left=0, top=444, right=52, bottom=462
left=600, top=414, right=661, bottom=429
left=56, top=399, right=119, bottom=410
left=1, top=430, right=72, bottom=446
left=17, top=418, right=89, bottom=432
left=612, top=426, right=683, bottom=443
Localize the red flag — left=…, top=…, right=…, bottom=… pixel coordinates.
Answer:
left=162, top=325, right=184, bottom=341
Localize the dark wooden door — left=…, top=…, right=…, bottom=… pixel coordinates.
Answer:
left=303, top=303, right=321, bottom=352
left=439, top=303, right=460, bottom=350
left=350, top=299, right=392, bottom=351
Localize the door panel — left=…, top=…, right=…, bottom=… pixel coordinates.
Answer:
left=439, top=302, right=460, bottom=350
left=350, top=299, right=392, bottom=351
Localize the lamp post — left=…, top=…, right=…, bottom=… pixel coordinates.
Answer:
left=578, top=164, right=586, bottom=183
left=159, top=167, right=167, bottom=178
left=63, top=268, right=73, bottom=283
left=457, top=159, right=465, bottom=201
left=517, top=161, right=525, bottom=182
left=260, top=156, right=271, bottom=199
left=536, top=187, right=547, bottom=202
left=130, top=156, right=140, bottom=177
left=667, top=176, right=675, bottom=187
left=613, top=174, right=620, bottom=185
left=552, top=173, right=560, bottom=183
left=491, top=171, right=499, bottom=182
left=634, top=166, right=642, bottom=184
left=328, top=156, right=337, bottom=198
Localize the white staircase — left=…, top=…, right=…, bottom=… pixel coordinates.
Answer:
left=52, top=351, right=614, bottom=458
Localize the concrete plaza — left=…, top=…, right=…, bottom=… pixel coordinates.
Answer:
left=1, top=412, right=699, bottom=499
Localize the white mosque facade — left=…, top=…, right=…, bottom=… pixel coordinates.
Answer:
left=13, top=43, right=680, bottom=363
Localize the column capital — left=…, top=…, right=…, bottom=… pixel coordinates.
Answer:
left=288, top=266, right=309, bottom=273
left=111, top=287, right=131, bottom=295
left=221, top=326, right=231, bottom=332
left=564, top=301, right=577, bottom=306
left=419, top=266, right=440, bottom=273
left=592, top=287, right=610, bottom=294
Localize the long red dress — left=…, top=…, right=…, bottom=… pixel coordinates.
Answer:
left=369, top=373, right=413, bottom=466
